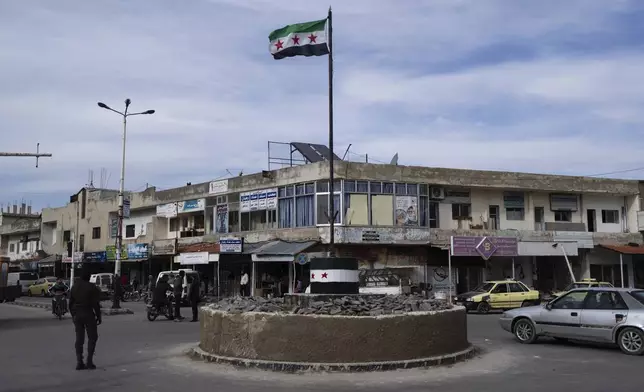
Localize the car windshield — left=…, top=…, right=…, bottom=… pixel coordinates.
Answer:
left=631, top=290, right=644, bottom=305
left=20, top=272, right=38, bottom=280
left=473, top=283, right=495, bottom=293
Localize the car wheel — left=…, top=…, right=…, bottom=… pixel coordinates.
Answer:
left=617, top=327, right=644, bottom=356
left=513, top=318, right=538, bottom=344
left=477, top=301, right=490, bottom=314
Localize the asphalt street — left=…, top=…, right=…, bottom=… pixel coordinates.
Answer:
left=1, top=301, right=642, bottom=392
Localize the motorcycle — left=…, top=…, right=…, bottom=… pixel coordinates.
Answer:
left=146, top=292, right=175, bottom=322
left=53, top=294, right=67, bottom=320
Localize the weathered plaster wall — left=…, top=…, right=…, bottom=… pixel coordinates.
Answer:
left=200, top=307, right=468, bottom=363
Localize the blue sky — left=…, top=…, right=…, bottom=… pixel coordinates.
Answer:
left=2, top=0, right=644, bottom=211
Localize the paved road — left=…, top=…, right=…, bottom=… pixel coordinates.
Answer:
left=0, top=304, right=641, bottom=392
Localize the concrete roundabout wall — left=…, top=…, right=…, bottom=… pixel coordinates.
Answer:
left=196, top=305, right=471, bottom=370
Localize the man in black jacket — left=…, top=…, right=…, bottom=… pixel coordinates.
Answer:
left=152, top=275, right=171, bottom=311
left=188, top=275, right=200, bottom=322
left=173, top=271, right=185, bottom=322
left=68, top=269, right=102, bottom=370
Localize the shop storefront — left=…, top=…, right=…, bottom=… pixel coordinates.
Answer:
left=250, top=240, right=317, bottom=297
left=105, top=243, right=150, bottom=283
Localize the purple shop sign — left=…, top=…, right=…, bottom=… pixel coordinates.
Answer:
left=450, top=236, right=518, bottom=259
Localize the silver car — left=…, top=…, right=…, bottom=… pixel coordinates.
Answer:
left=499, top=287, right=644, bottom=355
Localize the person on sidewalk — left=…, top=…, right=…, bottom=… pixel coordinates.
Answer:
left=68, top=269, right=102, bottom=370
left=188, top=275, right=200, bottom=322
left=240, top=269, right=249, bottom=297
left=173, top=270, right=185, bottom=322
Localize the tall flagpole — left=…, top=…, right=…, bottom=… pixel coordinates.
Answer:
left=327, top=6, right=335, bottom=257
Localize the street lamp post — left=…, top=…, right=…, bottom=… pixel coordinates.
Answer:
left=98, top=99, right=155, bottom=309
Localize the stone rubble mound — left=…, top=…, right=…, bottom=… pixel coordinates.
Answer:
left=205, top=295, right=451, bottom=316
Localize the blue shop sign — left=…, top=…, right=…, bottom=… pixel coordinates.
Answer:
left=84, top=251, right=107, bottom=263
left=127, top=243, right=149, bottom=260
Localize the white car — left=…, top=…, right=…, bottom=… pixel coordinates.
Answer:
left=156, top=269, right=203, bottom=303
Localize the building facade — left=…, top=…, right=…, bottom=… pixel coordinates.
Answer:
left=0, top=203, right=43, bottom=271
left=39, top=161, right=644, bottom=295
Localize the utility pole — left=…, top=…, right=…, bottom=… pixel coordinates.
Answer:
left=0, top=143, right=52, bottom=167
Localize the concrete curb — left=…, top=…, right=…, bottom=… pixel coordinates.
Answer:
left=5, top=300, right=134, bottom=316
left=188, top=344, right=477, bottom=373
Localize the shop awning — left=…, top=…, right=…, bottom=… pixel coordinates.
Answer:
left=598, top=244, right=644, bottom=255
left=38, top=254, right=61, bottom=267
left=251, top=240, right=317, bottom=262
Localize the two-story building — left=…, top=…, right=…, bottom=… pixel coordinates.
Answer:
left=39, top=159, right=644, bottom=296
left=0, top=203, right=43, bottom=271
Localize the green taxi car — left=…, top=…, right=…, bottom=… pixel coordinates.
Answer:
left=454, top=280, right=541, bottom=314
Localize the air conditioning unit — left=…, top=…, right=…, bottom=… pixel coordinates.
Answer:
left=430, top=187, right=445, bottom=200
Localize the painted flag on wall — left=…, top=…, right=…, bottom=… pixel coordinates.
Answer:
left=268, top=19, right=329, bottom=60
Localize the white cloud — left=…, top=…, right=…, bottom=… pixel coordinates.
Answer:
left=1, top=0, right=644, bottom=209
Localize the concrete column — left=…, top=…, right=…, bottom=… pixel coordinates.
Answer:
left=251, top=261, right=256, bottom=297
left=288, top=261, right=294, bottom=294
left=579, top=249, right=591, bottom=280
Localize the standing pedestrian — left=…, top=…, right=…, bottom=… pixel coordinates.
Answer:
left=132, top=276, right=139, bottom=292
left=189, top=276, right=200, bottom=322
left=68, top=268, right=102, bottom=370
left=240, top=269, right=249, bottom=297
left=173, top=271, right=185, bottom=322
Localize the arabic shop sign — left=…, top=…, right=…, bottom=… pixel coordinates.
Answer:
left=450, top=236, right=518, bottom=260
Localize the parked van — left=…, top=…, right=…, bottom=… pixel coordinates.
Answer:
left=90, top=273, right=114, bottom=300
left=8, top=271, right=39, bottom=294
left=156, top=269, right=203, bottom=304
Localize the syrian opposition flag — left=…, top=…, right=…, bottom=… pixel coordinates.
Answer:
left=268, top=19, right=329, bottom=60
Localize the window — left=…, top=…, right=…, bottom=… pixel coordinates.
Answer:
left=601, top=210, right=619, bottom=224
left=371, top=195, right=394, bottom=225
left=250, top=210, right=266, bottom=231
left=419, top=196, right=428, bottom=226
left=631, top=290, right=644, bottom=306
left=518, top=281, right=531, bottom=291
left=452, top=203, right=471, bottom=219
left=125, top=224, right=135, bottom=238
left=554, top=210, right=572, bottom=222
left=584, top=291, right=628, bottom=310
left=344, top=193, right=368, bottom=225
left=169, top=217, right=179, bottom=232
left=81, top=189, right=87, bottom=219
left=295, top=183, right=315, bottom=227
left=63, top=230, right=71, bottom=243
left=21, top=242, right=27, bottom=251
left=492, top=283, right=508, bottom=293
left=92, top=227, right=101, bottom=239
left=194, top=214, right=205, bottom=230
left=267, top=209, right=277, bottom=228
left=78, top=235, right=85, bottom=252
left=278, top=195, right=294, bottom=228
left=552, top=290, right=587, bottom=309
left=508, top=283, right=527, bottom=292
left=9, top=244, right=14, bottom=253
left=240, top=212, right=251, bottom=231
left=316, top=194, right=341, bottom=225
left=228, top=210, right=239, bottom=232
left=429, top=201, right=440, bottom=228
left=506, top=208, right=524, bottom=221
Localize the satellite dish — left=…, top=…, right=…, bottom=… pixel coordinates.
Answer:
left=390, top=153, right=399, bottom=165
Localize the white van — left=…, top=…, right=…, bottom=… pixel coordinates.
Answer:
left=156, top=269, right=203, bottom=303
left=90, top=273, right=114, bottom=299
left=8, top=271, right=39, bottom=294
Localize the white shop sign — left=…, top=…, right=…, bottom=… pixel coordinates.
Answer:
left=240, top=188, right=277, bottom=213
left=209, top=180, right=228, bottom=195
left=179, top=252, right=209, bottom=265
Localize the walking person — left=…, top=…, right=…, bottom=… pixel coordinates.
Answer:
left=68, top=268, right=102, bottom=370
left=189, top=276, right=200, bottom=322
left=173, top=271, right=185, bottom=322
left=240, top=269, right=249, bottom=297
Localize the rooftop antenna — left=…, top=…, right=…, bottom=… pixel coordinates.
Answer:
left=0, top=143, right=53, bottom=168
left=390, top=153, right=399, bottom=165
left=342, top=143, right=352, bottom=160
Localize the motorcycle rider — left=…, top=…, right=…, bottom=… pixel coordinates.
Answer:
left=152, top=275, right=172, bottom=313
left=49, top=277, right=69, bottom=315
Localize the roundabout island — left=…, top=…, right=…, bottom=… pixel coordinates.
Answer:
left=190, top=257, right=473, bottom=372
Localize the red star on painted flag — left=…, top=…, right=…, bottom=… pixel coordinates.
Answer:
left=308, top=34, right=317, bottom=43
left=292, top=35, right=300, bottom=45
left=322, top=272, right=328, bottom=279
left=275, top=40, right=284, bottom=50
left=311, top=273, right=315, bottom=279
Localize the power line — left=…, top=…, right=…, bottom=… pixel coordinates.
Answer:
left=584, top=166, right=644, bottom=178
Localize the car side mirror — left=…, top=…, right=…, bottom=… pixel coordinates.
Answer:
left=545, top=303, right=553, bottom=311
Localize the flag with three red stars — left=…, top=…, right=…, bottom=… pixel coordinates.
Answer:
left=268, top=19, right=329, bottom=60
